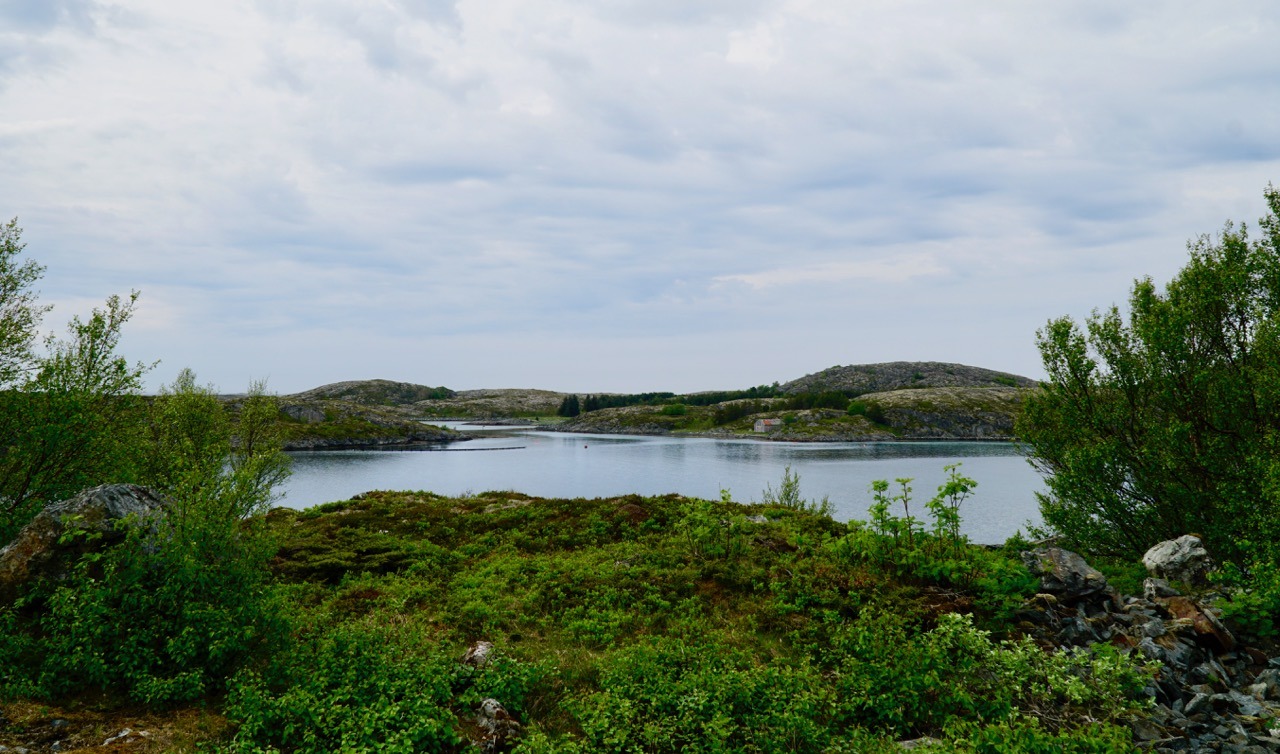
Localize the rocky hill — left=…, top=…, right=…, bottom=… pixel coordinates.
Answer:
left=287, top=379, right=454, bottom=406
left=782, top=361, right=1037, bottom=395
left=224, top=395, right=465, bottom=450
left=413, top=388, right=568, bottom=418
left=553, top=386, right=1030, bottom=441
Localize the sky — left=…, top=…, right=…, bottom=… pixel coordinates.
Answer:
left=1, top=1, right=1278, bottom=395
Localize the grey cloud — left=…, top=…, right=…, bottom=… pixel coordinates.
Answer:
left=0, top=0, right=95, bottom=30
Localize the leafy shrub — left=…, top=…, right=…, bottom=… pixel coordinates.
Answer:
left=825, top=611, right=1150, bottom=738
left=7, top=515, right=287, bottom=705
left=660, top=402, right=687, bottom=416
left=569, top=634, right=831, bottom=753
left=227, top=620, right=462, bottom=753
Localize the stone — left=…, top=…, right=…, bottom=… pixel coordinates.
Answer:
left=1231, top=691, right=1267, bottom=717
left=1162, top=596, right=1236, bottom=653
left=898, top=738, right=942, bottom=750
left=1144, top=535, right=1215, bottom=586
left=282, top=403, right=327, bottom=423
left=476, top=698, right=521, bottom=752
left=463, top=640, right=495, bottom=668
left=0, top=484, right=169, bottom=603
left=1146, top=577, right=1183, bottom=600
left=1020, top=547, right=1108, bottom=601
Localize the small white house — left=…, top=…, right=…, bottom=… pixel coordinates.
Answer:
left=754, top=418, right=783, bottom=432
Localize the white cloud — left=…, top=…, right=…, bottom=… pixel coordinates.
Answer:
left=714, top=254, right=947, bottom=289
left=0, top=1, right=1277, bottom=392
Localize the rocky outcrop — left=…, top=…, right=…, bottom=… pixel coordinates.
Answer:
left=781, top=361, right=1037, bottom=395
left=1017, top=542, right=1280, bottom=752
left=1145, top=535, right=1215, bottom=587
left=0, top=484, right=169, bottom=602
left=288, top=379, right=455, bottom=406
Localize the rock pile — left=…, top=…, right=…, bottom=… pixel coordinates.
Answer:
left=1020, top=538, right=1280, bottom=752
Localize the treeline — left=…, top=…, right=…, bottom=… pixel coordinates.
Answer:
left=557, top=384, right=788, bottom=418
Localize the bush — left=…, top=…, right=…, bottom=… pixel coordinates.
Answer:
left=0, top=371, right=291, bottom=705
left=1019, top=185, right=1280, bottom=560
left=568, top=634, right=831, bottom=753
left=227, top=620, right=462, bottom=753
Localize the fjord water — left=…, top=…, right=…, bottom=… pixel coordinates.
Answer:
left=281, top=427, right=1045, bottom=544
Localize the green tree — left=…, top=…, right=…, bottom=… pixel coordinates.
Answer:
left=1018, top=185, right=1280, bottom=561
left=2, top=371, right=291, bottom=704
left=558, top=394, right=581, bottom=417
left=0, top=219, right=49, bottom=386
left=0, top=293, right=152, bottom=541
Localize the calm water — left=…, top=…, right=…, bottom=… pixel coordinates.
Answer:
left=280, top=426, right=1046, bottom=544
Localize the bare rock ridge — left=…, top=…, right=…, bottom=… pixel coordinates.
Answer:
left=781, top=361, right=1037, bottom=395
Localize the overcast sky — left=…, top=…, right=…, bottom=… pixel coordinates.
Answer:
left=2, top=1, right=1277, bottom=394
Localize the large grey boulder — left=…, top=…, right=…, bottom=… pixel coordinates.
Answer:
left=0, top=484, right=169, bottom=602
left=1143, top=535, right=1214, bottom=586
left=1020, top=547, right=1108, bottom=601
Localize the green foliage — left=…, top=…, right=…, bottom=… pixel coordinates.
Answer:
left=0, top=371, right=291, bottom=705
left=1215, top=559, right=1280, bottom=641
left=660, top=402, right=687, bottom=416
left=1018, top=185, right=1280, bottom=560
left=12, top=519, right=288, bottom=705
left=712, top=399, right=771, bottom=425
left=837, top=467, right=1037, bottom=618
left=0, top=291, right=152, bottom=541
left=759, top=465, right=834, bottom=517
left=784, top=390, right=852, bottom=411
left=557, top=394, right=580, bottom=417
left=226, top=619, right=463, bottom=753
left=822, top=611, right=1149, bottom=737
left=0, top=218, right=48, bottom=387
left=568, top=634, right=830, bottom=753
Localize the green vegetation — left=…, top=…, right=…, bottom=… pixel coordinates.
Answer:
left=2, top=370, right=290, bottom=705
left=1019, top=185, right=1280, bottom=563
left=0, top=220, right=152, bottom=542
left=131, top=472, right=1143, bottom=750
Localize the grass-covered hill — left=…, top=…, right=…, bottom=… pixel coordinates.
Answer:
left=782, top=361, right=1037, bottom=395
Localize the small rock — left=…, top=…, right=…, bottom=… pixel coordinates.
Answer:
left=1143, top=535, right=1214, bottom=586
left=1232, top=690, right=1267, bottom=717
left=1020, top=547, right=1108, bottom=601
left=1146, top=577, right=1182, bottom=600
left=898, top=738, right=942, bottom=750
left=463, top=640, right=495, bottom=668
left=1161, top=596, right=1235, bottom=652
left=476, top=698, right=521, bottom=752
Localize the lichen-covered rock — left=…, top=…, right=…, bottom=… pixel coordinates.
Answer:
left=463, top=640, right=495, bottom=667
left=475, top=698, right=521, bottom=752
left=1020, top=547, right=1108, bottom=601
left=0, top=484, right=169, bottom=602
left=1143, top=535, right=1214, bottom=586
left=1160, top=595, right=1235, bottom=653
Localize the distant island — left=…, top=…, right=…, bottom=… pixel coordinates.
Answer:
left=259, top=361, right=1039, bottom=448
